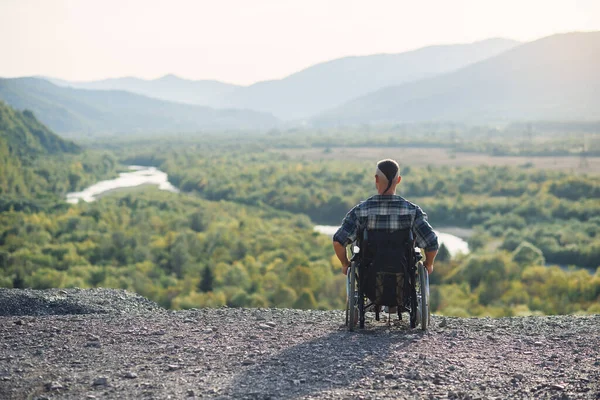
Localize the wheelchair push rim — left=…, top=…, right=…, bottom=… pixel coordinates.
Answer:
left=416, top=261, right=430, bottom=330
left=346, top=261, right=359, bottom=331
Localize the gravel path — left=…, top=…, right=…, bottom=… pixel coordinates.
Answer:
left=0, top=289, right=598, bottom=399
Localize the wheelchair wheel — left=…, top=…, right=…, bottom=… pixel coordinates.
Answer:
left=347, top=262, right=358, bottom=331
left=416, top=261, right=430, bottom=330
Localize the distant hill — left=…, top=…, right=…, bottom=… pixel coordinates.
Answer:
left=217, top=38, right=520, bottom=120
left=0, top=100, right=79, bottom=158
left=0, top=78, right=278, bottom=135
left=45, top=39, right=519, bottom=121
left=314, top=32, right=600, bottom=125
left=47, top=74, right=239, bottom=107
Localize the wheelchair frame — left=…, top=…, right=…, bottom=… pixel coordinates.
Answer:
left=345, top=239, right=430, bottom=331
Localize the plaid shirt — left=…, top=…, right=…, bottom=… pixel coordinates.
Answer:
left=333, top=195, right=439, bottom=252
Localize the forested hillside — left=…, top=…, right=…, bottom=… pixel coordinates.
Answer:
left=0, top=102, right=117, bottom=210
left=0, top=101, right=79, bottom=157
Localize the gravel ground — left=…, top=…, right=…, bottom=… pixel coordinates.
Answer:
left=0, top=288, right=598, bottom=399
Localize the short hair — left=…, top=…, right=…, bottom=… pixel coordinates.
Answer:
left=376, top=159, right=399, bottom=182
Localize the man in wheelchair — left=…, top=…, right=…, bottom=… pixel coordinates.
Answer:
left=332, top=159, right=439, bottom=330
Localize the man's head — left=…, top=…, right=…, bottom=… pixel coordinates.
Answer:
left=375, top=159, right=401, bottom=195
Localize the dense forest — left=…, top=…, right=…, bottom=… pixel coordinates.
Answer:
left=1, top=109, right=599, bottom=316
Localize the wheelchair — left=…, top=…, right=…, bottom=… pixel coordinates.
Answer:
left=345, top=228, right=430, bottom=331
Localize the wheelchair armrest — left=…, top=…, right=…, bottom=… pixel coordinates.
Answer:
left=414, top=247, right=423, bottom=262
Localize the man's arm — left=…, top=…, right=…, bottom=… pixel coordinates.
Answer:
left=333, top=241, right=351, bottom=275
left=332, top=206, right=359, bottom=275
left=413, top=206, right=439, bottom=274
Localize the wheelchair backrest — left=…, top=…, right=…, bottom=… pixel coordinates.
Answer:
left=358, top=228, right=415, bottom=306
left=360, top=228, right=415, bottom=272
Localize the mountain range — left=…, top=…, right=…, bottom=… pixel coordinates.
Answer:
left=2, top=32, right=599, bottom=135
left=47, top=74, right=239, bottom=108
left=216, top=38, right=520, bottom=120
left=0, top=78, right=277, bottom=135
left=47, top=38, right=519, bottom=121
left=315, top=32, right=600, bottom=125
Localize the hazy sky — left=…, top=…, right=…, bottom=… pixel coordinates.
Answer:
left=1, top=0, right=599, bottom=85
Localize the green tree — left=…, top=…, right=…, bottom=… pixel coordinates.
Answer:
left=199, top=265, right=214, bottom=293
left=512, top=242, right=545, bottom=266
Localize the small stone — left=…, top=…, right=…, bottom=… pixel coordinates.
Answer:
left=187, top=389, right=195, bottom=397
left=14, top=320, right=24, bottom=326
left=550, top=383, right=565, bottom=391
left=85, top=342, right=101, bottom=348
left=202, top=329, right=213, bottom=334
left=167, top=365, right=181, bottom=371
left=258, top=324, right=273, bottom=330
left=438, top=318, right=447, bottom=328
left=513, top=373, right=524, bottom=381
left=242, top=360, right=255, bottom=365
left=45, top=381, right=63, bottom=391
left=92, top=377, right=108, bottom=386
left=183, top=319, right=194, bottom=323
left=385, top=372, right=395, bottom=379
left=124, top=372, right=137, bottom=379
left=264, top=321, right=277, bottom=328
left=87, top=334, right=100, bottom=341
left=533, top=341, right=543, bottom=347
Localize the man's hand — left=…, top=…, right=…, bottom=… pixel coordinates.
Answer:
left=424, top=261, right=434, bottom=275
left=342, top=261, right=350, bottom=275
left=424, top=249, right=437, bottom=275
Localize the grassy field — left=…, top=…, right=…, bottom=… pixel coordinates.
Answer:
left=274, top=147, right=600, bottom=174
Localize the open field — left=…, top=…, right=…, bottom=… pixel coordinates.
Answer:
left=275, top=147, right=600, bottom=174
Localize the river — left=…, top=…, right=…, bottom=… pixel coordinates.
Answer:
left=66, top=166, right=179, bottom=204
left=67, top=166, right=469, bottom=255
